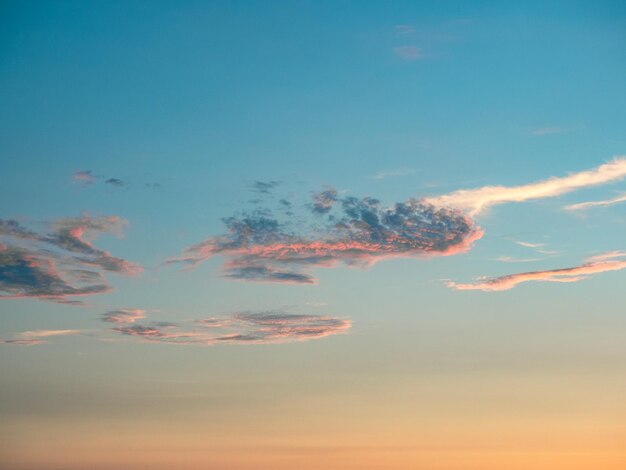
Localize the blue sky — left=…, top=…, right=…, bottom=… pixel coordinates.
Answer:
left=1, top=2, right=626, bottom=469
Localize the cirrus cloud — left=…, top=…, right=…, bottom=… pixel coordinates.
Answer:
left=564, top=193, right=626, bottom=211
left=112, top=311, right=351, bottom=346
left=425, top=157, right=626, bottom=216
left=448, top=251, right=626, bottom=291
left=1, top=329, right=81, bottom=346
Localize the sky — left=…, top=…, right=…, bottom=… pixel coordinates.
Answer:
left=1, top=1, right=626, bottom=469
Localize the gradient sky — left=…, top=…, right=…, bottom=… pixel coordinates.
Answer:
left=2, top=1, right=626, bottom=469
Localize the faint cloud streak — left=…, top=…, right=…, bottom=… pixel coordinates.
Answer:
left=449, top=251, right=626, bottom=291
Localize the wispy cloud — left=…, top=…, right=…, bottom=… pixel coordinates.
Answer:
left=585, top=251, right=626, bottom=263
left=515, top=240, right=544, bottom=249
left=371, top=168, right=416, bottom=180
left=72, top=170, right=96, bottom=186
left=250, top=180, right=281, bottom=195
left=0, top=215, right=141, bottom=302
left=393, top=46, right=423, bottom=61
left=1, top=329, right=81, bottom=346
left=425, top=157, right=626, bottom=216
left=71, top=170, right=140, bottom=189
left=101, top=308, right=146, bottom=324
left=564, top=193, right=626, bottom=211
left=512, top=240, right=558, bottom=255
left=493, top=256, right=543, bottom=263
left=530, top=127, right=569, bottom=136
left=394, top=25, right=416, bottom=37
left=112, top=311, right=351, bottom=346
left=449, top=251, right=626, bottom=291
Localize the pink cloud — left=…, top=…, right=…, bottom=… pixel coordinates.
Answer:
left=101, top=309, right=147, bottom=324
left=2, top=329, right=81, bottom=346
left=171, top=198, right=482, bottom=284
left=0, top=215, right=141, bottom=302
left=113, top=311, right=351, bottom=346
left=448, top=252, right=626, bottom=291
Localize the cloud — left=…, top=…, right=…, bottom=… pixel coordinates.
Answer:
left=393, top=46, right=423, bottom=61
left=0, top=246, right=111, bottom=300
left=511, top=240, right=557, bottom=256
left=564, top=193, right=626, bottom=211
left=171, top=158, right=625, bottom=286
left=372, top=168, right=416, bottom=180
left=170, top=196, right=482, bottom=284
left=425, top=157, right=626, bottom=216
left=0, top=215, right=141, bottom=302
left=585, top=251, right=626, bottom=263
left=250, top=181, right=281, bottom=194
left=101, top=308, right=146, bottom=324
left=395, top=25, right=416, bottom=37
left=48, top=215, right=142, bottom=275
left=223, top=264, right=316, bottom=284
left=493, top=256, right=543, bottom=263
left=530, top=127, right=568, bottom=136
left=1, top=329, right=81, bottom=346
left=71, top=171, right=138, bottom=189
left=72, top=170, right=96, bottom=185
left=112, top=311, right=351, bottom=346
left=515, top=241, right=544, bottom=249
left=448, top=251, right=626, bottom=291
left=310, top=187, right=338, bottom=214
left=105, top=178, right=128, bottom=187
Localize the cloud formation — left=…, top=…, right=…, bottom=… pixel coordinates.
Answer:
left=448, top=251, right=626, bottom=291
left=105, top=178, right=128, bottom=187
left=101, top=308, right=147, bottom=324
left=0, top=215, right=141, bottom=302
left=171, top=194, right=482, bottom=284
left=112, top=311, right=351, bottom=346
left=171, top=157, right=625, bottom=287
left=425, top=157, right=626, bottom=216
left=564, top=193, right=626, bottom=211
left=72, top=170, right=137, bottom=189
left=250, top=180, right=281, bottom=194
left=310, top=187, right=338, bottom=214
left=1, top=329, right=81, bottom=346
left=72, top=170, right=96, bottom=185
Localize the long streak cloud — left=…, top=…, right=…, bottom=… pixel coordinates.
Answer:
left=425, top=157, right=626, bottom=216
left=112, top=311, right=351, bottom=346
left=1, top=329, right=81, bottom=346
left=448, top=252, right=626, bottom=291
left=564, top=193, right=626, bottom=211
